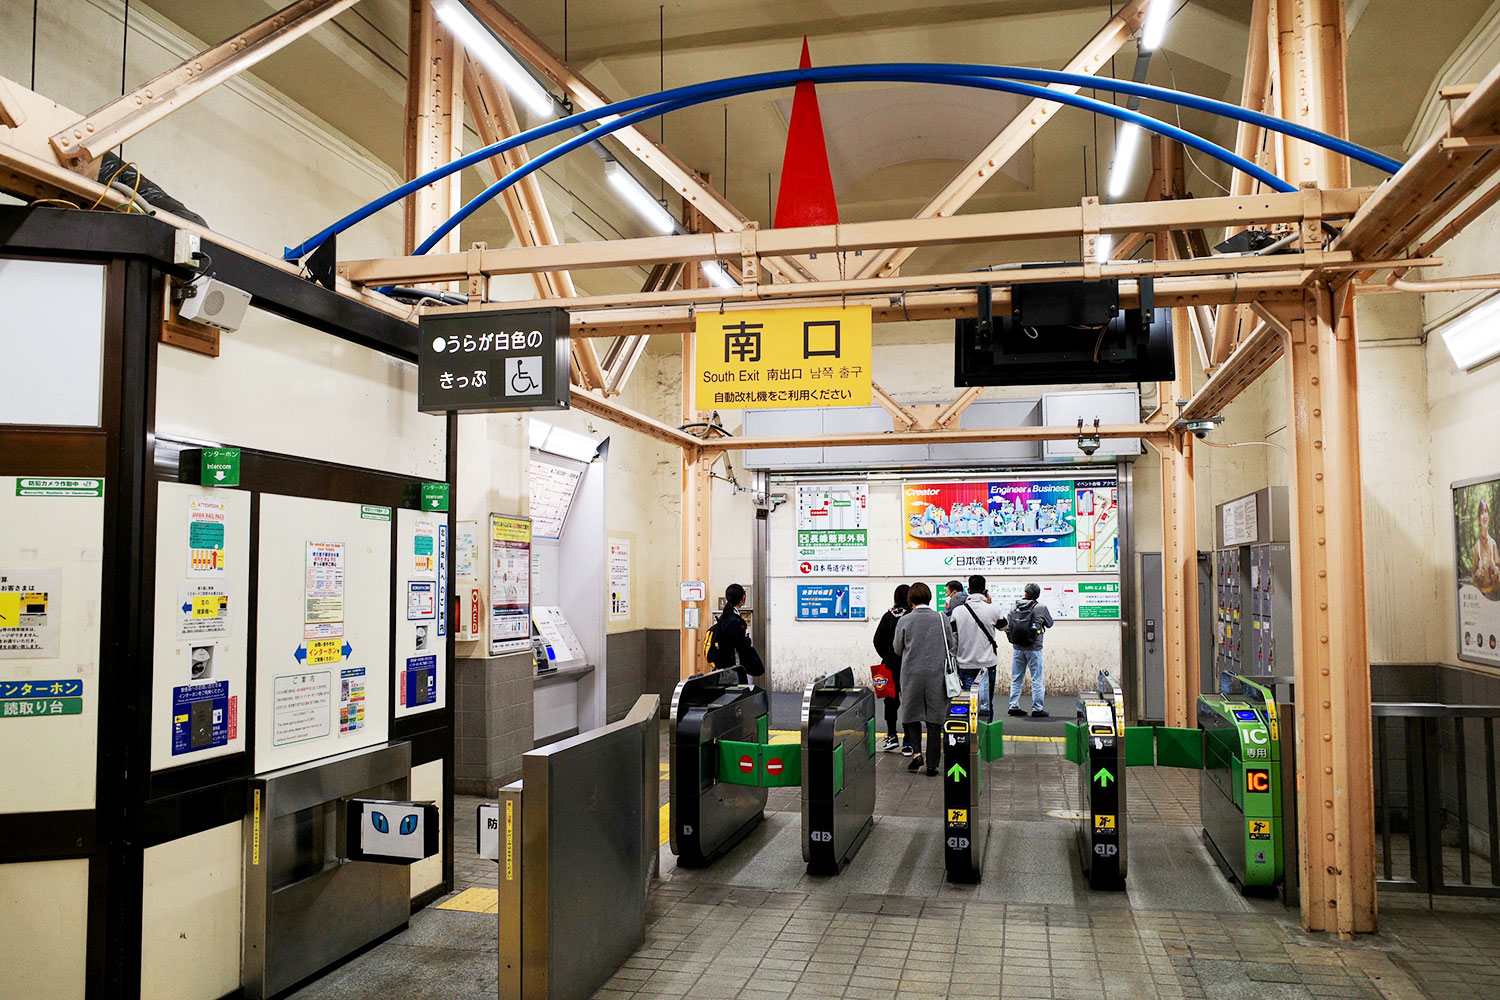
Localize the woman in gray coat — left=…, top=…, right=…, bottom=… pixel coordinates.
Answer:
left=892, top=582, right=951, bottom=776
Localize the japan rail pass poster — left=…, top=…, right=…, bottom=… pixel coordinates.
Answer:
left=901, top=477, right=1118, bottom=576
left=1455, top=474, right=1500, bottom=668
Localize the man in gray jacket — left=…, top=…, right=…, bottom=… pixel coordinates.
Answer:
left=1007, top=583, right=1056, bottom=718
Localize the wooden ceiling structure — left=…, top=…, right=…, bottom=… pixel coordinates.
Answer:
left=7, top=0, right=1500, bottom=940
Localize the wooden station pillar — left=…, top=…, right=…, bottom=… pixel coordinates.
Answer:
left=404, top=0, right=463, bottom=257
left=1276, top=0, right=1377, bottom=935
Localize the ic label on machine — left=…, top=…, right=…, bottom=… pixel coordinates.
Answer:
left=947, top=808, right=968, bottom=824
left=1245, top=746, right=1269, bottom=759
left=1244, top=726, right=1268, bottom=746
left=1094, top=813, right=1116, bottom=833
left=1248, top=819, right=1272, bottom=840
left=1245, top=768, right=1271, bottom=794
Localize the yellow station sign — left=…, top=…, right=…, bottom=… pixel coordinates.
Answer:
left=694, top=305, right=872, bottom=410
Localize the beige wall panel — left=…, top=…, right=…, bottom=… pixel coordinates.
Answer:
left=0, top=858, right=88, bottom=1000
left=409, top=758, right=444, bottom=899
left=139, top=822, right=243, bottom=1000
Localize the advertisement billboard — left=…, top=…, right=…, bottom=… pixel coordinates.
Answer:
left=901, top=477, right=1118, bottom=576
left=1455, top=474, right=1500, bottom=668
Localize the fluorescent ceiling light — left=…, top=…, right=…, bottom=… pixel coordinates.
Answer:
left=605, top=161, right=676, bottom=235
left=1440, top=295, right=1500, bottom=371
left=1107, top=123, right=1142, bottom=199
left=530, top=418, right=601, bottom=462
left=1141, top=0, right=1173, bottom=51
left=434, top=0, right=555, bottom=119
left=701, top=260, right=739, bottom=289
left=1096, top=234, right=1114, bottom=263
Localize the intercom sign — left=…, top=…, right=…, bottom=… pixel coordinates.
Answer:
left=418, top=307, right=571, bottom=413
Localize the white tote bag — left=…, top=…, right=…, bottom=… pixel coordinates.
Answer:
left=941, top=616, right=963, bottom=699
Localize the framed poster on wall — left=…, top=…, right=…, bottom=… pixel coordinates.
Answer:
left=1455, top=473, right=1500, bottom=668
left=795, top=484, right=868, bottom=575
left=489, top=514, right=532, bottom=656
left=901, top=477, right=1118, bottom=575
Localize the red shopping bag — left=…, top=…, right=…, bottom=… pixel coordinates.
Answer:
left=871, top=663, right=896, bottom=698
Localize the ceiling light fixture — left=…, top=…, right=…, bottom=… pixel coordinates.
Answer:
left=1141, top=0, right=1173, bottom=51
left=605, top=161, right=677, bottom=235
left=433, top=0, right=555, bottom=119
left=701, top=260, right=739, bottom=289
left=1096, top=234, right=1114, bottom=263
left=1439, top=294, right=1500, bottom=372
left=1107, top=122, right=1142, bottom=199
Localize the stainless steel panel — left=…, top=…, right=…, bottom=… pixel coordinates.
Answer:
left=243, top=742, right=412, bottom=1000
left=519, top=694, right=660, bottom=1000
left=1139, top=552, right=1165, bottom=721
left=929, top=399, right=1042, bottom=463
left=822, top=406, right=929, bottom=466
left=741, top=409, right=822, bottom=468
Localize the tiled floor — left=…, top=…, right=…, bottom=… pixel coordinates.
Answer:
left=291, top=736, right=1500, bottom=1000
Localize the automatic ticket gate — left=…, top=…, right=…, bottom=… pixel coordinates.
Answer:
left=1074, top=671, right=1128, bottom=890
left=669, top=667, right=878, bottom=876
left=802, top=669, right=877, bottom=875
left=670, top=669, right=771, bottom=867
left=1198, top=673, right=1293, bottom=895
left=942, top=691, right=1005, bottom=884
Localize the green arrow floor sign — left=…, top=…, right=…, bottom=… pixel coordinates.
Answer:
left=1093, top=767, right=1115, bottom=787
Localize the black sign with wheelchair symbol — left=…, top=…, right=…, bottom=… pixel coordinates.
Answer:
left=418, top=307, right=570, bottom=413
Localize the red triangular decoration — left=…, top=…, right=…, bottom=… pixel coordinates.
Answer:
left=774, top=38, right=839, bottom=229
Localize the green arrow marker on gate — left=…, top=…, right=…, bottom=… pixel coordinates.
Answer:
left=947, top=763, right=967, bottom=780
left=1093, top=767, right=1115, bottom=787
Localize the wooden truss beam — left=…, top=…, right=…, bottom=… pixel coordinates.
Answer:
left=853, top=0, right=1151, bottom=280
left=466, top=1, right=804, bottom=282
left=405, top=0, right=463, bottom=257
left=339, top=188, right=1372, bottom=285
left=567, top=389, right=701, bottom=449
left=50, top=0, right=366, bottom=170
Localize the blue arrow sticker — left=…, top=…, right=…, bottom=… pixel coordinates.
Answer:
left=294, top=644, right=307, bottom=664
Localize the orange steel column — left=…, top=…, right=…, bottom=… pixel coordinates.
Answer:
left=404, top=0, right=462, bottom=256
left=1158, top=309, right=1199, bottom=729
left=1276, top=0, right=1376, bottom=936
left=679, top=254, right=712, bottom=678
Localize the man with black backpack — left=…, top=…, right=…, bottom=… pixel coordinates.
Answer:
left=950, top=574, right=1005, bottom=719
left=705, top=583, right=764, bottom=684
left=1006, top=583, right=1055, bottom=718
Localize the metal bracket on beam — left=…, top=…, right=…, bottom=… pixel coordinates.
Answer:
left=1081, top=197, right=1103, bottom=280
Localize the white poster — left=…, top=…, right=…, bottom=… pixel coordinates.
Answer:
left=176, top=581, right=231, bottom=638
left=303, top=540, right=346, bottom=640
left=187, top=498, right=228, bottom=576
left=528, top=459, right=583, bottom=539
left=796, top=484, right=869, bottom=573
left=609, top=538, right=631, bottom=621
left=455, top=520, right=480, bottom=579
left=272, top=671, right=331, bottom=746
left=1222, top=494, right=1259, bottom=547
left=412, top=520, right=437, bottom=576
left=0, top=568, right=62, bottom=659
left=489, top=515, right=532, bottom=655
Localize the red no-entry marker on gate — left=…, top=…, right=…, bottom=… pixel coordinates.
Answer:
left=766, top=758, right=784, bottom=776
left=739, top=755, right=754, bottom=774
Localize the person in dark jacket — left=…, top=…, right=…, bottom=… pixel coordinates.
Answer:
left=872, top=584, right=910, bottom=754
left=708, top=583, right=763, bottom=684
left=893, top=582, right=952, bottom=776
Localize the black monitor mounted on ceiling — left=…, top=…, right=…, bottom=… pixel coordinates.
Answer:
left=954, top=278, right=1174, bottom=386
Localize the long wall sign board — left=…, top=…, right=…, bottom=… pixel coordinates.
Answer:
left=796, top=484, right=868, bottom=575
left=902, top=477, right=1119, bottom=576
left=489, top=514, right=532, bottom=656
left=1455, top=473, right=1500, bottom=668
left=694, top=305, right=872, bottom=410
left=418, top=307, right=570, bottom=413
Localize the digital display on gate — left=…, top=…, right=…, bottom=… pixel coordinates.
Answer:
left=1233, top=709, right=1259, bottom=721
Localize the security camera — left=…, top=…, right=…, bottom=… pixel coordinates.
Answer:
left=1183, top=417, right=1223, bottom=439
left=1076, top=417, right=1102, bottom=457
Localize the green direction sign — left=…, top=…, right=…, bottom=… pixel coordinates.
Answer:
left=1093, top=767, right=1115, bottom=788
left=200, top=448, right=241, bottom=487
left=421, top=482, right=450, bottom=512
left=360, top=504, right=392, bottom=522
left=947, top=762, right=967, bottom=781
left=0, top=697, right=83, bottom=718
left=15, top=478, right=103, bottom=497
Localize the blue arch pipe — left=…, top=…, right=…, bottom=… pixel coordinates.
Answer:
left=414, top=73, right=1290, bottom=257
left=285, top=63, right=1402, bottom=262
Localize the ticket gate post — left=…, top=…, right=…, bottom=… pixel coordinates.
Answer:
left=801, top=668, right=877, bottom=875
left=669, top=669, right=771, bottom=868
left=1197, top=673, right=1290, bottom=895
left=1075, top=671, right=1127, bottom=890
left=943, top=691, right=1005, bottom=884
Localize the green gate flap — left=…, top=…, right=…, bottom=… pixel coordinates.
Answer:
left=717, top=739, right=802, bottom=787
left=979, top=719, right=1004, bottom=762
left=756, top=714, right=769, bottom=744
left=1125, top=726, right=1156, bottom=767
left=1155, top=726, right=1203, bottom=769
left=866, top=717, right=876, bottom=758
left=834, top=744, right=846, bottom=794
left=1064, top=721, right=1082, bottom=764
